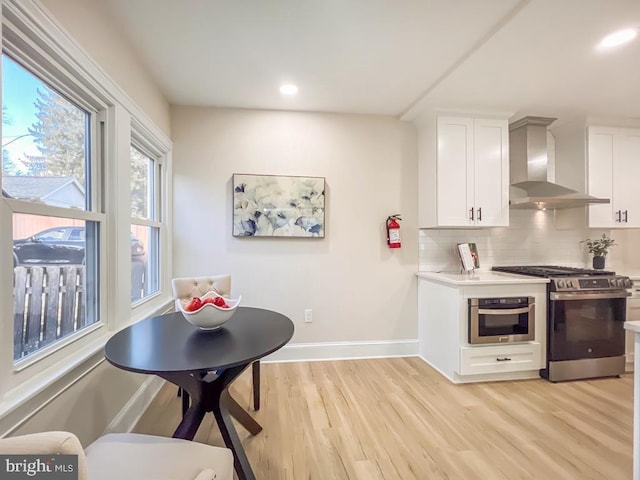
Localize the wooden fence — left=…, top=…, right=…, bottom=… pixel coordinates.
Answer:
left=13, top=265, right=86, bottom=360
left=13, top=264, right=148, bottom=360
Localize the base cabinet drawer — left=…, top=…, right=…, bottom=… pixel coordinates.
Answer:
left=459, top=342, right=541, bottom=376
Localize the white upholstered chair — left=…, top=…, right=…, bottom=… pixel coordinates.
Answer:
left=171, top=275, right=261, bottom=414
left=0, top=431, right=233, bottom=480
left=171, top=275, right=233, bottom=306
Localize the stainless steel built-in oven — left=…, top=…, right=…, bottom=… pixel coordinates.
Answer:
left=546, top=288, right=629, bottom=381
left=468, top=297, right=535, bottom=344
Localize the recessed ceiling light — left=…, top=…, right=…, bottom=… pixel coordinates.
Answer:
left=279, top=84, right=298, bottom=96
left=597, top=28, right=638, bottom=49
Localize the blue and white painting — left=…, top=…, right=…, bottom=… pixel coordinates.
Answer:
left=233, top=174, right=325, bottom=237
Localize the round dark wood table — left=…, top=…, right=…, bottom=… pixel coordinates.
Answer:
left=105, top=307, right=294, bottom=480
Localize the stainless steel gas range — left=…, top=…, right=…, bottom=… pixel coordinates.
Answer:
left=492, top=265, right=632, bottom=382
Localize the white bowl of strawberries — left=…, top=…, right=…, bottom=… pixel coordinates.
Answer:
left=176, top=290, right=242, bottom=330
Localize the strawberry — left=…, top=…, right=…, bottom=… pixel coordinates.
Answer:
left=185, top=297, right=203, bottom=312
left=202, top=297, right=216, bottom=305
left=213, top=296, right=228, bottom=308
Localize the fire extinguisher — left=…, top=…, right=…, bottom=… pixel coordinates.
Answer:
left=386, top=214, right=402, bottom=248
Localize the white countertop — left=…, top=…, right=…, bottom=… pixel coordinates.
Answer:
left=618, top=272, right=640, bottom=281
left=416, top=270, right=550, bottom=286
left=625, top=321, right=640, bottom=333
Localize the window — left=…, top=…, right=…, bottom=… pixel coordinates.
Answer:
left=130, top=144, right=161, bottom=302
left=0, top=1, right=172, bottom=413
left=2, top=53, right=103, bottom=362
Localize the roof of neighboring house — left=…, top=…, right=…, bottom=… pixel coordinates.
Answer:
left=2, top=176, right=84, bottom=199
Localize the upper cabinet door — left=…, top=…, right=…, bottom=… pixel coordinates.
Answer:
left=588, top=128, right=615, bottom=228
left=614, top=130, right=640, bottom=227
left=436, top=116, right=474, bottom=226
left=588, top=126, right=640, bottom=228
left=473, top=119, right=509, bottom=227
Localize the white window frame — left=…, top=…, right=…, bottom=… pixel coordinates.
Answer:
left=1, top=25, right=109, bottom=390
left=0, top=0, right=173, bottom=424
left=130, top=131, right=166, bottom=306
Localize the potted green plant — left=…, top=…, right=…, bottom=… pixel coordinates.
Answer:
left=581, top=233, right=617, bottom=269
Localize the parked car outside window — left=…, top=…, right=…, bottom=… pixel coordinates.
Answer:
left=13, top=226, right=146, bottom=266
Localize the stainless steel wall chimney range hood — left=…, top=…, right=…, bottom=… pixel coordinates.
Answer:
left=509, top=116, right=609, bottom=209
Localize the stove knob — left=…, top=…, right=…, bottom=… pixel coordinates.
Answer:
left=566, top=280, right=574, bottom=288
left=557, top=280, right=566, bottom=289
left=625, top=278, right=634, bottom=288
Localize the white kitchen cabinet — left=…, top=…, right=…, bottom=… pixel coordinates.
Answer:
left=588, top=126, right=640, bottom=228
left=417, top=273, right=547, bottom=383
left=420, top=116, right=509, bottom=228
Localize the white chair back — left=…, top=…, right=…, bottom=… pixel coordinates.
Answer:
left=171, top=275, right=232, bottom=303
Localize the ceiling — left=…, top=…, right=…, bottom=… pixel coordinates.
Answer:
left=100, top=0, right=640, bottom=122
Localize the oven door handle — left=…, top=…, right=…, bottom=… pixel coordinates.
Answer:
left=549, top=291, right=632, bottom=301
left=477, top=307, right=531, bottom=315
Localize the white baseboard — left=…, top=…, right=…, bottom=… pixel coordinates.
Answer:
left=104, top=377, right=165, bottom=434
left=453, top=369, right=541, bottom=384
left=262, top=339, right=419, bottom=363
left=417, top=354, right=455, bottom=382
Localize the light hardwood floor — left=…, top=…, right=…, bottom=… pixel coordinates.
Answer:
left=134, top=358, right=633, bottom=480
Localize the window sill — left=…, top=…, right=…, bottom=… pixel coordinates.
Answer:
left=130, top=295, right=174, bottom=325
left=13, top=322, right=104, bottom=373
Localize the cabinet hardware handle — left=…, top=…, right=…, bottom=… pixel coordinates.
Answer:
left=624, top=210, right=629, bottom=223
left=496, top=357, right=512, bottom=362
left=616, top=210, right=622, bottom=222
left=469, top=207, right=474, bottom=221
left=478, top=207, right=482, bottom=221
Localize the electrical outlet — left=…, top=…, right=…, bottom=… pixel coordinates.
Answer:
left=304, top=309, right=313, bottom=323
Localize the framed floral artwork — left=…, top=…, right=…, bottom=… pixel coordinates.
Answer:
left=232, top=174, right=325, bottom=237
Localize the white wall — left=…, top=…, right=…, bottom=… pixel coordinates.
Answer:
left=40, top=0, right=171, bottom=136
left=171, top=107, right=418, bottom=346
left=5, top=359, right=147, bottom=446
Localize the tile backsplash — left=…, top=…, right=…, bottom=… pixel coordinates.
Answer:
left=419, top=209, right=617, bottom=272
